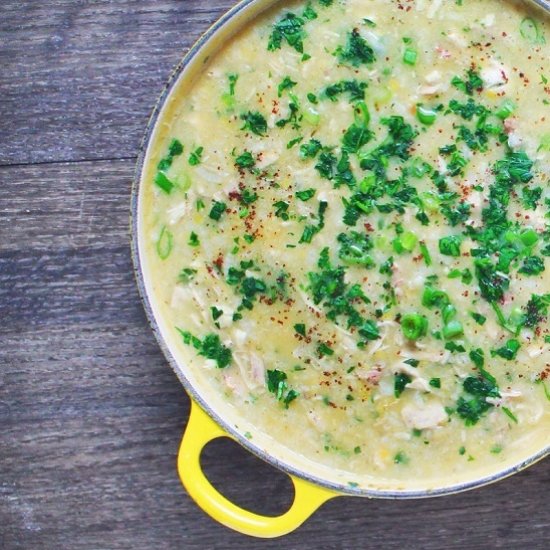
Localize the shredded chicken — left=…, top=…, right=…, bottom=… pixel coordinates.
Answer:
left=233, top=351, right=265, bottom=390
left=481, top=59, right=509, bottom=89
left=167, top=201, right=190, bottom=225
left=401, top=401, right=448, bottom=430
left=427, top=0, right=443, bottom=19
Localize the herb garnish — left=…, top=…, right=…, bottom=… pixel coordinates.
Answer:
left=299, top=201, right=328, bottom=243
left=451, top=68, right=484, bottom=96
left=240, top=111, right=268, bottom=136
left=209, top=201, right=227, bottom=221
left=307, top=248, right=379, bottom=344
left=188, top=146, right=204, bottom=166
left=394, top=373, right=412, bottom=397
left=266, top=369, right=299, bottom=408
left=177, top=330, right=232, bottom=368
left=335, top=29, right=376, bottom=66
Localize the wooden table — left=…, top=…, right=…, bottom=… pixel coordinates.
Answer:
left=1, top=1, right=548, bottom=548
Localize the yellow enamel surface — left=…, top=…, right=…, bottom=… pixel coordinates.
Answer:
left=178, top=400, right=337, bottom=538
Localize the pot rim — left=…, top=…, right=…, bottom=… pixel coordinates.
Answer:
left=130, top=0, right=549, bottom=499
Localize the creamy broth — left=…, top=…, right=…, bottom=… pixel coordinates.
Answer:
left=141, top=0, right=550, bottom=487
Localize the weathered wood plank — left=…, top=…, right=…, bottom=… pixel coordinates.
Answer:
left=0, top=0, right=234, bottom=166
left=0, top=159, right=137, bottom=330
left=0, top=159, right=133, bottom=253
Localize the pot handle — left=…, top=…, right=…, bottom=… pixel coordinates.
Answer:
left=177, top=400, right=338, bottom=538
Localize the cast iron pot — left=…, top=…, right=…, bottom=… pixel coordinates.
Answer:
left=131, top=0, right=550, bottom=538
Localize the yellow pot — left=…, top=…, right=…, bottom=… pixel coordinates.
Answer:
left=131, top=0, right=550, bottom=538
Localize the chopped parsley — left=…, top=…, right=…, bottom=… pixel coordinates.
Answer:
left=342, top=101, right=373, bottom=153
left=518, top=256, right=545, bottom=276
left=276, top=95, right=301, bottom=129
left=211, top=306, right=224, bottom=323
left=315, top=151, right=338, bottom=179
left=468, top=348, right=499, bottom=387
left=240, top=111, right=268, bottom=136
left=295, top=188, right=316, bottom=201
left=470, top=312, right=487, bottom=325
left=445, top=342, right=466, bottom=353
left=188, top=231, right=200, bottom=247
left=522, top=293, right=550, bottom=329
left=474, top=258, right=509, bottom=303
left=274, top=200, right=290, bottom=220
left=317, top=342, right=334, bottom=357
left=323, top=80, right=368, bottom=103
left=335, top=29, right=376, bottom=66
left=491, top=339, right=520, bottom=360
left=394, top=373, right=412, bottom=397
left=342, top=123, right=373, bottom=153
left=439, top=235, right=463, bottom=257
left=151, top=11, right=548, bottom=470
left=307, top=248, right=379, bottom=344
left=451, top=68, right=484, bottom=96
left=394, top=451, right=409, bottom=464
left=299, top=138, right=323, bottom=158
left=457, top=372, right=499, bottom=426
left=337, top=231, right=374, bottom=267
left=448, top=268, right=473, bottom=284
left=177, top=330, right=232, bottom=368
left=266, top=369, right=299, bottom=408
left=154, top=138, right=184, bottom=192
left=209, top=201, right=227, bottom=221
left=299, top=201, right=328, bottom=243
left=268, top=12, right=306, bottom=53
left=359, top=116, right=417, bottom=177
left=441, top=201, right=471, bottom=227
left=521, top=186, right=542, bottom=210
left=278, top=76, right=297, bottom=97
left=302, top=3, right=318, bottom=21
left=448, top=98, right=487, bottom=120
left=235, top=151, right=255, bottom=169
left=227, top=73, right=238, bottom=95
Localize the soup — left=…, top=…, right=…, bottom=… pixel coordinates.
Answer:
left=140, top=0, right=549, bottom=489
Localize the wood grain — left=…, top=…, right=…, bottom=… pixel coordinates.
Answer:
left=0, top=1, right=548, bottom=549
left=0, top=0, right=233, bottom=166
